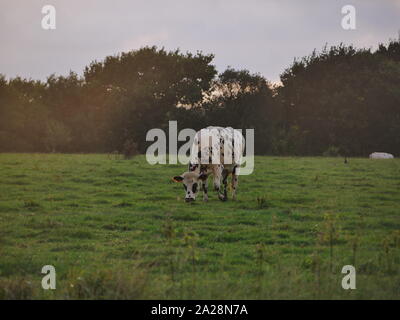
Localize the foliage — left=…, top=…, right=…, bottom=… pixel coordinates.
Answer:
left=0, top=40, right=400, bottom=156
left=122, top=139, right=138, bottom=159
left=322, top=146, right=341, bottom=157
left=44, top=120, right=72, bottom=152
left=278, top=40, right=400, bottom=156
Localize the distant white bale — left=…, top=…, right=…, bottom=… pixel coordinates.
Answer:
left=369, top=152, right=394, bottom=159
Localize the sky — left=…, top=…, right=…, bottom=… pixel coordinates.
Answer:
left=0, top=0, right=399, bottom=83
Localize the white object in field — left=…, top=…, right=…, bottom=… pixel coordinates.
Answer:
left=369, top=152, right=394, bottom=159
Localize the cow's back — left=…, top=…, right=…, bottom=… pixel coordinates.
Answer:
left=190, top=126, right=244, bottom=166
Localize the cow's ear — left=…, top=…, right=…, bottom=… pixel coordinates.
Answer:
left=172, top=176, right=184, bottom=183
left=198, top=173, right=208, bottom=181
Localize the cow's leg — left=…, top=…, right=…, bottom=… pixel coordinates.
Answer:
left=202, top=176, right=209, bottom=202
left=218, top=168, right=229, bottom=201
left=199, top=165, right=208, bottom=192
left=213, top=165, right=223, bottom=191
left=231, top=165, right=238, bottom=200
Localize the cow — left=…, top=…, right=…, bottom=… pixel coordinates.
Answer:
left=172, top=126, right=245, bottom=202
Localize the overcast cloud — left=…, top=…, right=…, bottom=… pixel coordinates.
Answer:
left=0, top=0, right=399, bottom=82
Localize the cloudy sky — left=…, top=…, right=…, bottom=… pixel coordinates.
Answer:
left=0, top=0, right=399, bottom=83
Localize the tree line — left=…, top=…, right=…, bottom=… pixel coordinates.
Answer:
left=1, top=40, right=399, bottom=156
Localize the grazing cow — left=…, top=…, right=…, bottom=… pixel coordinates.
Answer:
left=172, top=126, right=245, bottom=202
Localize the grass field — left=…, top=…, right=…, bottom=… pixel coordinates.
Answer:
left=0, top=153, right=399, bottom=299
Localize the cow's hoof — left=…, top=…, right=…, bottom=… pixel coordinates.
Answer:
left=203, top=197, right=208, bottom=202
left=218, top=194, right=227, bottom=201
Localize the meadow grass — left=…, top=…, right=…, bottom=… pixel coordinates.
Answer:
left=0, top=153, right=399, bottom=299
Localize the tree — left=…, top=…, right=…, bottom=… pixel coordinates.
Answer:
left=201, top=68, right=278, bottom=154
left=278, top=41, right=400, bottom=156
left=83, top=47, right=217, bottom=152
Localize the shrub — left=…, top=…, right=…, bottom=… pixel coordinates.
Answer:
left=122, top=139, right=138, bottom=159
left=44, top=120, right=71, bottom=152
left=322, top=146, right=341, bottom=157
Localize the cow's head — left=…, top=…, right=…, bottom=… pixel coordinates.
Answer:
left=172, top=172, right=207, bottom=202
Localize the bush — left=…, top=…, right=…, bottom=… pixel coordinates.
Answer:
left=44, top=120, right=71, bottom=152
left=322, top=146, right=341, bottom=157
left=122, top=139, right=138, bottom=159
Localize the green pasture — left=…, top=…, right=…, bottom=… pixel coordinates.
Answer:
left=0, top=154, right=399, bottom=299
